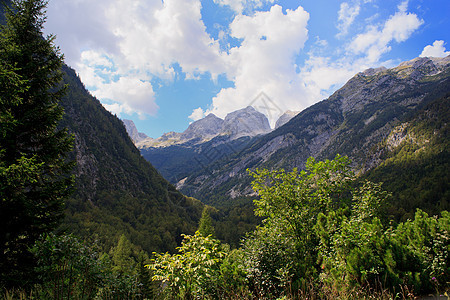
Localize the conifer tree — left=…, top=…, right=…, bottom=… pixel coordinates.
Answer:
left=0, top=0, right=73, bottom=287
left=198, top=206, right=215, bottom=237
left=111, top=234, right=134, bottom=274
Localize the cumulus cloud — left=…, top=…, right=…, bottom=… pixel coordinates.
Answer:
left=348, top=0, right=423, bottom=63
left=95, top=76, right=158, bottom=116
left=189, top=107, right=207, bottom=121
left=46, top=0, right=226, bottom=118
left=202, top=5, right=310, bottom=127
left=336, top=2, right=360, bottom=37
left=420, top=40, right=450, bottom=58
left=45, top=0, right=426, bottom=131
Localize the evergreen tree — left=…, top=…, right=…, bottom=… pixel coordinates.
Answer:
left=111, top=234, right=134, bottom=274
left=198, top=206, right=215, bottom=237
left=0, top=0, right=73, bottom=287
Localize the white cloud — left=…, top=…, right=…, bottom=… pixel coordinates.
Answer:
left=46, top=0, right=427, bottom=132
left=397, top=0, right=409, bottom=13
left=420, top=40, right=450, bottom=58
left=107, top=0, right=226, bottom=79
left=348, top=1, right=423, bottom=63
left=46, top=0, right=227, bottom=118
left=94, top=76, right=157, bottom=117
left=213, top=0, right=275, bottom=14
left=189, top=107, right=206, bottom=121
left=336, top=2, right=360, bottom=37
left=202, top=5, right=310, bottom=127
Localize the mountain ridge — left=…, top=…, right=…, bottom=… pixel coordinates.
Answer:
left=136, top=106, right=291, bottom=148
left=174, top=55, right=450, bottom=208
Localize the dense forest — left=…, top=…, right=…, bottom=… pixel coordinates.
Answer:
left=1, top=0, right=449, bottom=299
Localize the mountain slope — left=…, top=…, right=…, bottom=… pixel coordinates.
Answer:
left=59, top=66, right=203, bottom=253
left=363, top=94, right=449, bottom=220
left=178, top=56, right=450, bottom=209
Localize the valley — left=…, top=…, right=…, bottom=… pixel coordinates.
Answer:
left=1, top=0, right=449, bottom=297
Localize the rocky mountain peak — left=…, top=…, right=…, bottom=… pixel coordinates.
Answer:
left=122, top=119, right=148, bottom=143
left=181, top=113, right=224, bottom=141
left=137, top=106, right=274, bottom=148
left=222, top=106, right=272, bottom=139
left=394, top=55, right=450, bottom=79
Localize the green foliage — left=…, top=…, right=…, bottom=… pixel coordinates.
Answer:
left=242, top=220, right=296, bottom=298
left=245, top=155, right=449, bottom=297
left=198, top=207, right=215, bottom=238
left=246, top=154, right=353, bottom=294
left=0, top=0, right=74, bottom=288
left=111, top=234, right=134, bottom=274
left=31, top=233, right=105, bottom=299
left=392, top=210, right=450, bottom=294
left=150, top=231, right=227, bottom=299
left=29, top=233, right=156, bottom=299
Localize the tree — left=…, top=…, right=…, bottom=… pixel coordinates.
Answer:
left=151, top=231, right=226, bottom=299
left=0, top=0, right=74, bottom=287
left=31, top=233, right=105, bottom=299
left=247, top=155, right=449, bottom=296
left=247, top=154, right=353, bottom=291
left=198, top=206, right=215, bottom=238
left=111, top=234, right=134, bottom=274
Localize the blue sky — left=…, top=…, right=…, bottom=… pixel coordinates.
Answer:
left=44, top=0, right=450, bottom=138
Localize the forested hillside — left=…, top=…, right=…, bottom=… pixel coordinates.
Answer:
left=364, top=94, right=449, bottom=220
left=59, top=65, right=203, bottom=254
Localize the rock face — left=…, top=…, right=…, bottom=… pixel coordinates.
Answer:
left=122, top=119, right=148, bottom=143
left=222, top=106, right=272, bottom=139
left=181, top=114, right=224, bottom=141
left=138, top=106, right=272, bottom=148
left=275, top=110, right=300, bottom=129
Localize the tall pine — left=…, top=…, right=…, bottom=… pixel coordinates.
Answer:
left=0, top=0, right=73, bottom=287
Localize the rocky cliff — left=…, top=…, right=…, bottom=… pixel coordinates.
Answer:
left=122, top=119, right=148, bottom=143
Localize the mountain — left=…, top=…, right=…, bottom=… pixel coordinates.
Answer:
left=138, top=106, right=271, bottom=149
left=58, top=66, right=203, bottom=253
left=122, top=119, right=148, bottom=143
left=136, top=106, right=271, bottom=184
left=275, top=110, right=299, bottom=129
left=181, top=113, right=224, bottom=141
left=176, top=56, right=450, bottom=211
left=221, top=106, right=272, bottom=139
left=363, top=94, right=449, bottom=220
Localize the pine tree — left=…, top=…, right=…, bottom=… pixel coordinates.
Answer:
left=0, top=0, right=74, bottom=287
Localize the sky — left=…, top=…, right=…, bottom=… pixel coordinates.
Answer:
left=43, top=0, right=450, bottom=138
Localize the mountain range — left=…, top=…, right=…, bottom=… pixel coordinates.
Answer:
left=123, top=105, right=298, bottom=184
left=132, top=56, right=449, bottom=218
left=130, top=105, right=286, bottom=149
